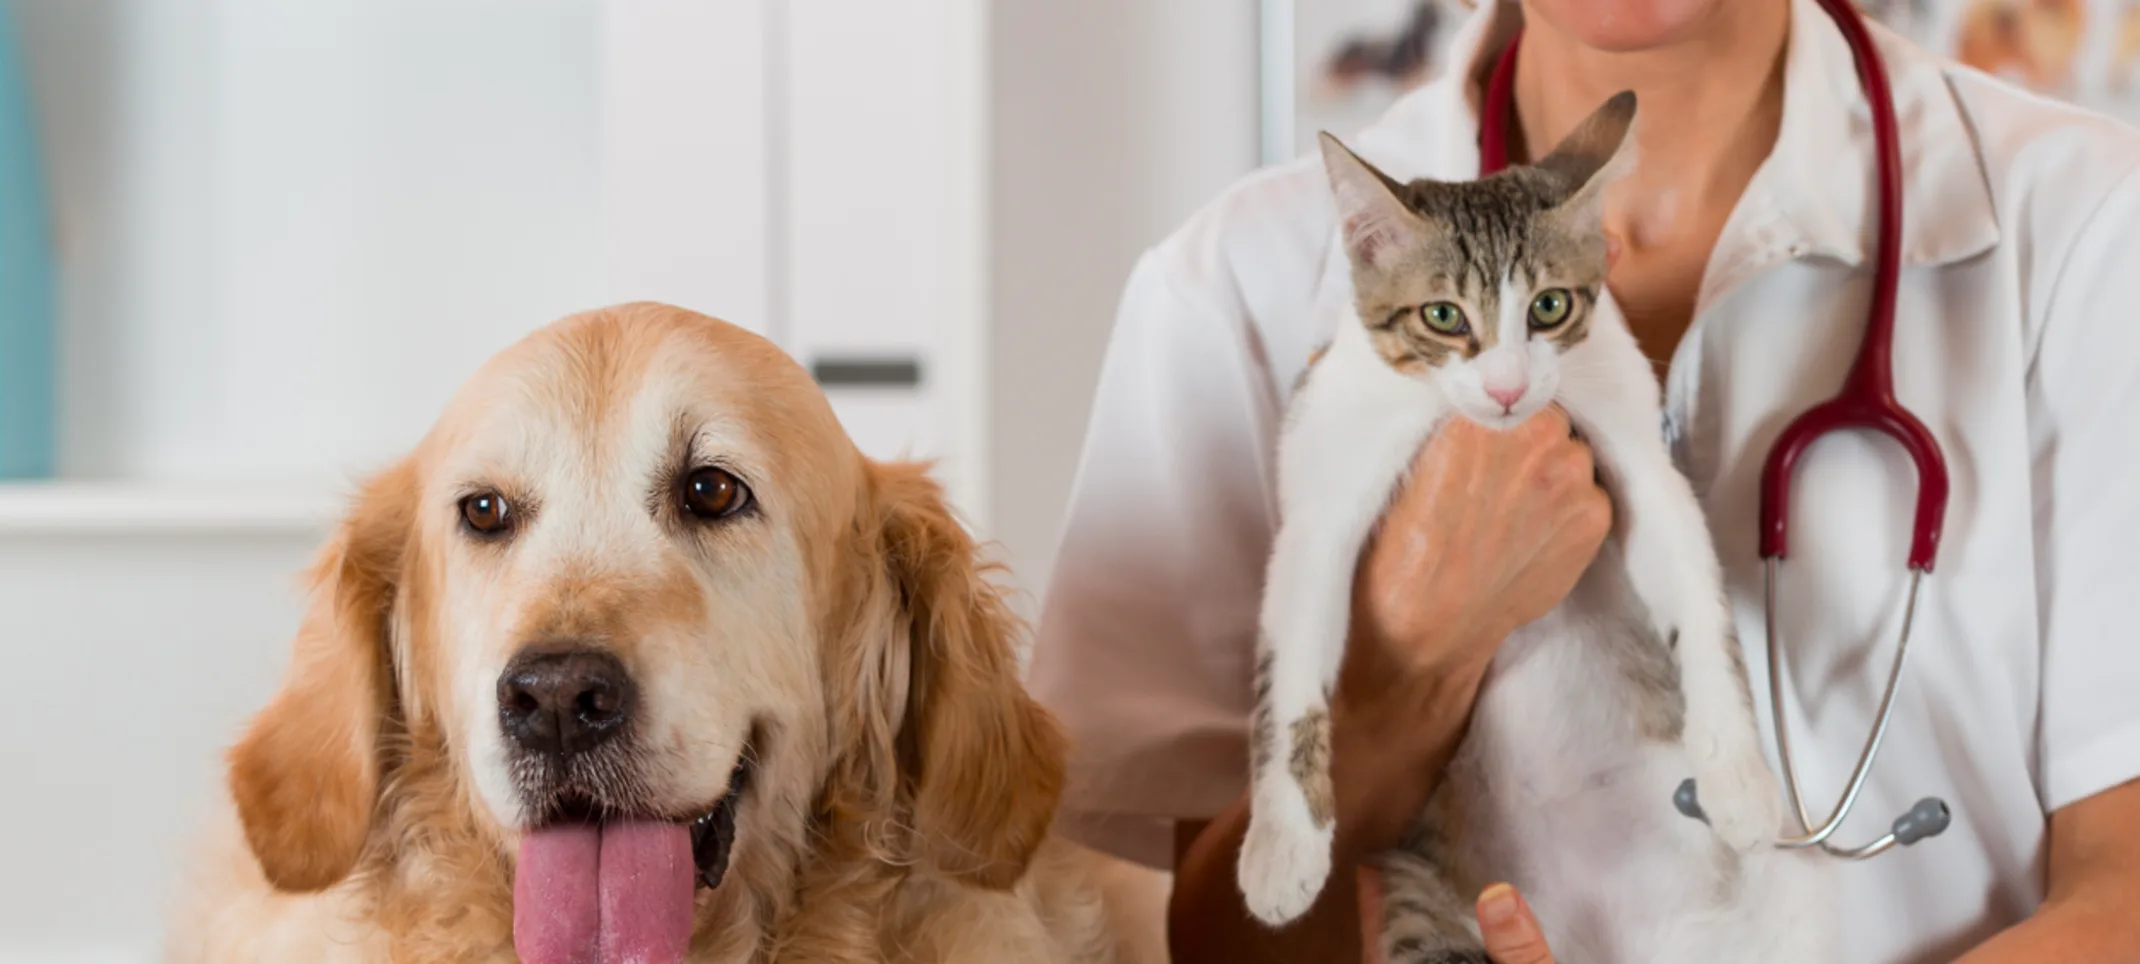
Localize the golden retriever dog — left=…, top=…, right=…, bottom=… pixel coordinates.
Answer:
left=165, top=304, right=1154, bottom=963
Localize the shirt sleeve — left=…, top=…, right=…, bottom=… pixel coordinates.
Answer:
left=1024, top=243, right=1287, bottom=870
left=2029, top=161, right=2140, bottom=814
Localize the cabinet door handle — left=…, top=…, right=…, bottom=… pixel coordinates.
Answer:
left=810, top=356, right=922, bottom=389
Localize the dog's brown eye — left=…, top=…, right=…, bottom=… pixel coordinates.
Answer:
left=461, top=492, right=512, bottom=534
left=683, top=468, right=751, bottom=520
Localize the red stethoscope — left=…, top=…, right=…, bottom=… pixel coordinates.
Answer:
left=1477, top=0, right=1952, bottom=860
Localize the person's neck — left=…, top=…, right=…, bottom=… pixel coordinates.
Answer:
left=1508, top=0, right=1790, bottom=250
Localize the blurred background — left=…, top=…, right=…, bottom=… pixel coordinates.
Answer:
left=0, top=0, right=2125, bottom=959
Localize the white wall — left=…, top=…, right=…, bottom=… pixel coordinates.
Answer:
left=987, top=0, right=1263, bottom=610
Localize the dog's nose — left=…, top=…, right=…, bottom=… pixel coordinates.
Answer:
left=497, top=650, right=636, bottom=757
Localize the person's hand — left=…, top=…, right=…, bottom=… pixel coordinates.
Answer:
left=1346, top=404, right=1608, bottom=690
left=1328, top=406, right=1610, bottom=852
left=1476, top=883, right=1556, bottom=964
left=1359, top=874, right=1556, bottom=963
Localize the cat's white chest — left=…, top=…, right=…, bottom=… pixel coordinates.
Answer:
left=1454, top=595, right=1825, bottom=963
left=1467, top=611, right=1668, bottom=804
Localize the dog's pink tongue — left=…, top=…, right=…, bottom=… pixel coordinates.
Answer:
left=516, top=825, right=602, bottom=964
left=598, top=820, right=695, bottom=964
left=514, top=821, right=694, bottom=964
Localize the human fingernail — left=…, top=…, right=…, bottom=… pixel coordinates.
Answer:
left=1479, top=883, right=1519, bottom=926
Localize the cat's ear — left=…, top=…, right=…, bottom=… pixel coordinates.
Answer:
left=1319, top=132, right=1426, bottom=268
left=1537, top=90, right=1638, bottom=232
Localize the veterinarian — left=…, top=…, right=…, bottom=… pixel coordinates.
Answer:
left=1026, top=0, right=2140, bottom=960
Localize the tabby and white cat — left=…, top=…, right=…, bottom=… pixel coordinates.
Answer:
left=1237, top=93, right=1831, bottom=962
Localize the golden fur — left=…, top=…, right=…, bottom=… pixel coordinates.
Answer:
left=166, top=304, right=1152, bottom=964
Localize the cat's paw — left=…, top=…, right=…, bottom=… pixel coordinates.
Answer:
left=1238, top=808, right=1334, bottom=925
left=1690, top=752, right=1784, bottom=853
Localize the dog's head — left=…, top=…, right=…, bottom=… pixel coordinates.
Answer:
left=224, top=304, right=1062, bottom=954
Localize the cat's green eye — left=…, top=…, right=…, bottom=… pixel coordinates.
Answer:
left=1420, top=302, right=1468, bottom=335
left=1529, top=289, right=1573, bottom=329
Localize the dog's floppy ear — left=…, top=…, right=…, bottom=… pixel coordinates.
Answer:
left=871, top=461, right=1066, bottom=890
left=228, top=461, right=415, bottom=891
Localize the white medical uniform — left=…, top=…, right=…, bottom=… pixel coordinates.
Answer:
left=1026, top=0, right=2140, bottom=960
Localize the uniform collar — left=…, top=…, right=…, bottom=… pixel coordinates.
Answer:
left=1348, top=0, right=2000, bottom=269
left=1768, top=0, right=1999, bottom=267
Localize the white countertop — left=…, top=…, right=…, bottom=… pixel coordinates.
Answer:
left=0, top=481, right=344, bottom=536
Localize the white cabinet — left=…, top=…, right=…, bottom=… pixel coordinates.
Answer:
left=782, top=0, right=989, bottom=517
left=599, top=0, right=990, bottom=515
left=598, top=0, right=772, bottom=335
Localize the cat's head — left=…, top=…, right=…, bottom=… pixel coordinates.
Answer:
left=1320, top=91, right=1637, bottom=428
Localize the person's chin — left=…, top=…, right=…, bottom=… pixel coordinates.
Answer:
left=1524, top=0, right=1732, bottom=52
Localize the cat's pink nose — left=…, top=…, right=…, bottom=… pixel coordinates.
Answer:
left=1486, top=384, right=1525, bottom=409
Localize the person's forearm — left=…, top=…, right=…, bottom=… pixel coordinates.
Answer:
left=1168, top=675, right=1476, bottom=964
left=1962, top=779, right=2140, bottom=962
left=1954, top=893, right=2140, bottom=962
left=1168, top=797, right=1376, bottom=964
